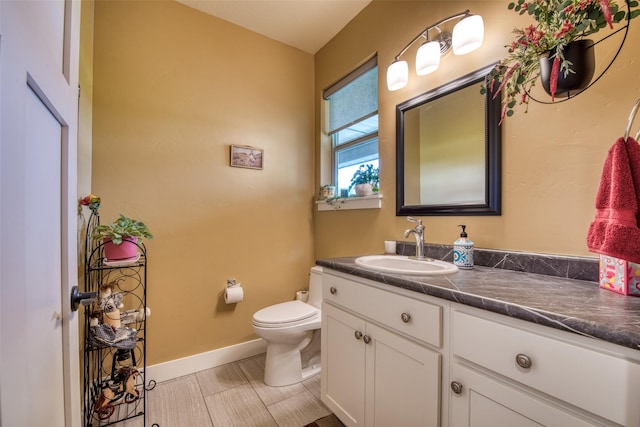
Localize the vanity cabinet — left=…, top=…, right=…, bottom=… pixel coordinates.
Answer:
left=321, top=271, right=444, bottom=427
left=320, top=267, right=640, bottom=427
left=450, top=307, right=640, bottom=427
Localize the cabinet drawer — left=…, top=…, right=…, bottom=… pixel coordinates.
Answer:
left=323, top=273, right=442, bottom=347
left=452, top=309, right=640, bottom=426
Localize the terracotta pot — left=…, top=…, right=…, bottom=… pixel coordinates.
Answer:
left=539, top=39, right=595, bottom=99
left=355, top=183, right=373, bottom=196
left=103, top=237, right=138, bottom=261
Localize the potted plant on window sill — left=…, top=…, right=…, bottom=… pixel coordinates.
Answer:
left=349, top=164, right=380, bottom=197
left=92, top=214, right=154, bottom=262
left=318, top=185, right=336, bottom=200
left=483, top=0, right=639, bottom=124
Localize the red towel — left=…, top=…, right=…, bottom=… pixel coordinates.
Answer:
left=587, top=136, right=640, bottom=263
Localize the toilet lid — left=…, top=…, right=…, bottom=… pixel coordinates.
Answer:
left=253, top=300, right=318, bottom=325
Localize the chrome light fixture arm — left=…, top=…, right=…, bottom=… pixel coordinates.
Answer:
left=392, top=10, right=471, bottom=61
left=387, top=9, right=483, bottom=91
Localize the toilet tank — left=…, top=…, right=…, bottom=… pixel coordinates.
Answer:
left=307, top=266, right=323, bottom=308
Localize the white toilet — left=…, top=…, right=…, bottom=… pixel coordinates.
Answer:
left=252, top=266, right=323, bottom=387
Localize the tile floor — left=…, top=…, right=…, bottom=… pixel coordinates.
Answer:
left=115, top=353, right=334, bottom=427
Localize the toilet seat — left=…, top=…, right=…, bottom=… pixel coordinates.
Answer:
left=253, top=300, right=319, bottom=328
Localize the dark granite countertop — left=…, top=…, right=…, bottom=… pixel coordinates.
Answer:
left=316, top=251, right=640, bottom=352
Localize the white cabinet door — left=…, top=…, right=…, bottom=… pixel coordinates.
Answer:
left=365, top=322, right=441, bottom=427
left=450, top=363, right=598, bottom=427
left=322, top=302, right=442, bottom=427
left=322, top=303, right=367, bottom=426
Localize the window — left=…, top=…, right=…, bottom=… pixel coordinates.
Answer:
left=324, top=57, right=378, bottom=195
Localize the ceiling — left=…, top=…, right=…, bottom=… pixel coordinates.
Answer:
left=175, top=0, right=372, bottom=54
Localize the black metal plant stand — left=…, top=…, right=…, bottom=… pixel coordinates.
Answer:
left=81, top=211, right=157, bottom=426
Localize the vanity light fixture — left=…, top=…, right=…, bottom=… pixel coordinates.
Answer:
left=386, top=10, right=484, bottom=91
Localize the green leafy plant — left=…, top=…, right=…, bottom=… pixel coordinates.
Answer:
left=318, top=184, right=336, bottom=200
left=92, top=214, right=154, bottom=245
left=325, top=196, right=346, bottom=209
left=483, top=0, right=639, bottom=123
left=349, top=164, right=380, bottom=191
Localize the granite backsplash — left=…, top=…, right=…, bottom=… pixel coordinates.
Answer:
left=396, top=242, right=599, bottom=283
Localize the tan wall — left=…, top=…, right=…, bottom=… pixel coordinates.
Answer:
left=91, top=0, right=315, bottom=365
left=87, top=0, right=640, bottom=365
left=314, top=0, right=640, bottom=259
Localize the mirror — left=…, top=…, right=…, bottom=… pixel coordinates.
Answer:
left=396, top=64, right=501, bottom=216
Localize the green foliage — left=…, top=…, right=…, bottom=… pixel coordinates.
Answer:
left=349, top=164, right=380, bottom=191
left=484, top=0, right=639, bottom=123
left=93, top=214, right=154, bottom=245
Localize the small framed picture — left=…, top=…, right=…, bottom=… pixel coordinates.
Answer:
left=230, top=145, right=263, bottom=170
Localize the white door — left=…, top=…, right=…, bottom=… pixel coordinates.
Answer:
left=0, top=1, right=81, bottom=426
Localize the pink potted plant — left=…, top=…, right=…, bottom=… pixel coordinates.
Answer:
left=93, top=214, right=153, bottom=261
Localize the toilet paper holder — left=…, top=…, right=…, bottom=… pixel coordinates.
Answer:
left=224, top=278, right=244, bottom=304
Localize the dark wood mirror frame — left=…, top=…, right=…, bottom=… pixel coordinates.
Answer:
left=396, top=64, right=502, bottom=216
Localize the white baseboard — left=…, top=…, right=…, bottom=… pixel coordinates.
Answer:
left=145, top=338, right=267, bottom=384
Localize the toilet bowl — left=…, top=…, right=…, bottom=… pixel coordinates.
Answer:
left=252, top=266, right=323, bottom=386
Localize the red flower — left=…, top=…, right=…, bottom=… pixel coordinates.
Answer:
left=550, top=56, right=560, bottom=102
left=499, top=103, right=508, bottom=126
left=79, top=194, right=101, bottom=210
left=555, top=20, right=574, bottom=38
left=493, top=64, right=519, bottom=100
left=599, top=0, right=613, bottom=28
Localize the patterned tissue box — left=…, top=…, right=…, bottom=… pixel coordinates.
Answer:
left=599, top=254, right=640, bottom=296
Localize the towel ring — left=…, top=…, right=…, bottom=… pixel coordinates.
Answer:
left=625, top=98, right=640, bottom=141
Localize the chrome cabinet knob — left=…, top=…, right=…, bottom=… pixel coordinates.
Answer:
left=450, top=381, right=463, bottom=395
left=354, top=330, right=363, bottom=340
left=516, top=353, right=532, bottom=369
left=363, top=335, right=371, bottom=344
left=330, top=287, right=337, bottom=295
left=401, top=312, right=411, bottom=323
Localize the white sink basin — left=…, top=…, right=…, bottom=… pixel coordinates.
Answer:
left=354, top=255, right=458, bottom=276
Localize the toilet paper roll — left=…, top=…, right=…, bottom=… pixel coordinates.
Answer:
left=224, top=285, right=244, bottom=304
left=296, top=290, right=309, bottom=303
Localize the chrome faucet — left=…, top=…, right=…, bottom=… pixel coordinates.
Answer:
left=403, top=217, right=428, bottom=260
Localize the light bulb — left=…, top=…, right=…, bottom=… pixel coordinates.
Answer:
left=416, top=41, right=441, bottom=76
left=452, top=15, right=484, bottom=55
left=387, top=60, right=408, bottom=91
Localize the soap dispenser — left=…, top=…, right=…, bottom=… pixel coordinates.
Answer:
left=454, top=225, right=474, bottom=269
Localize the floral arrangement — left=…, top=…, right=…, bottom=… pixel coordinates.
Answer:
left=79, top=194, right=101, bottom=213
left=483, top=0, right=639, bottom=123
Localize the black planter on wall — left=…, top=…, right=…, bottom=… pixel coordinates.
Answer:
left=539, top=39, right=596, bottom=98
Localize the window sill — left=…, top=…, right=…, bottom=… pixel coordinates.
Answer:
left=316, top=194, right=383, bottom=211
